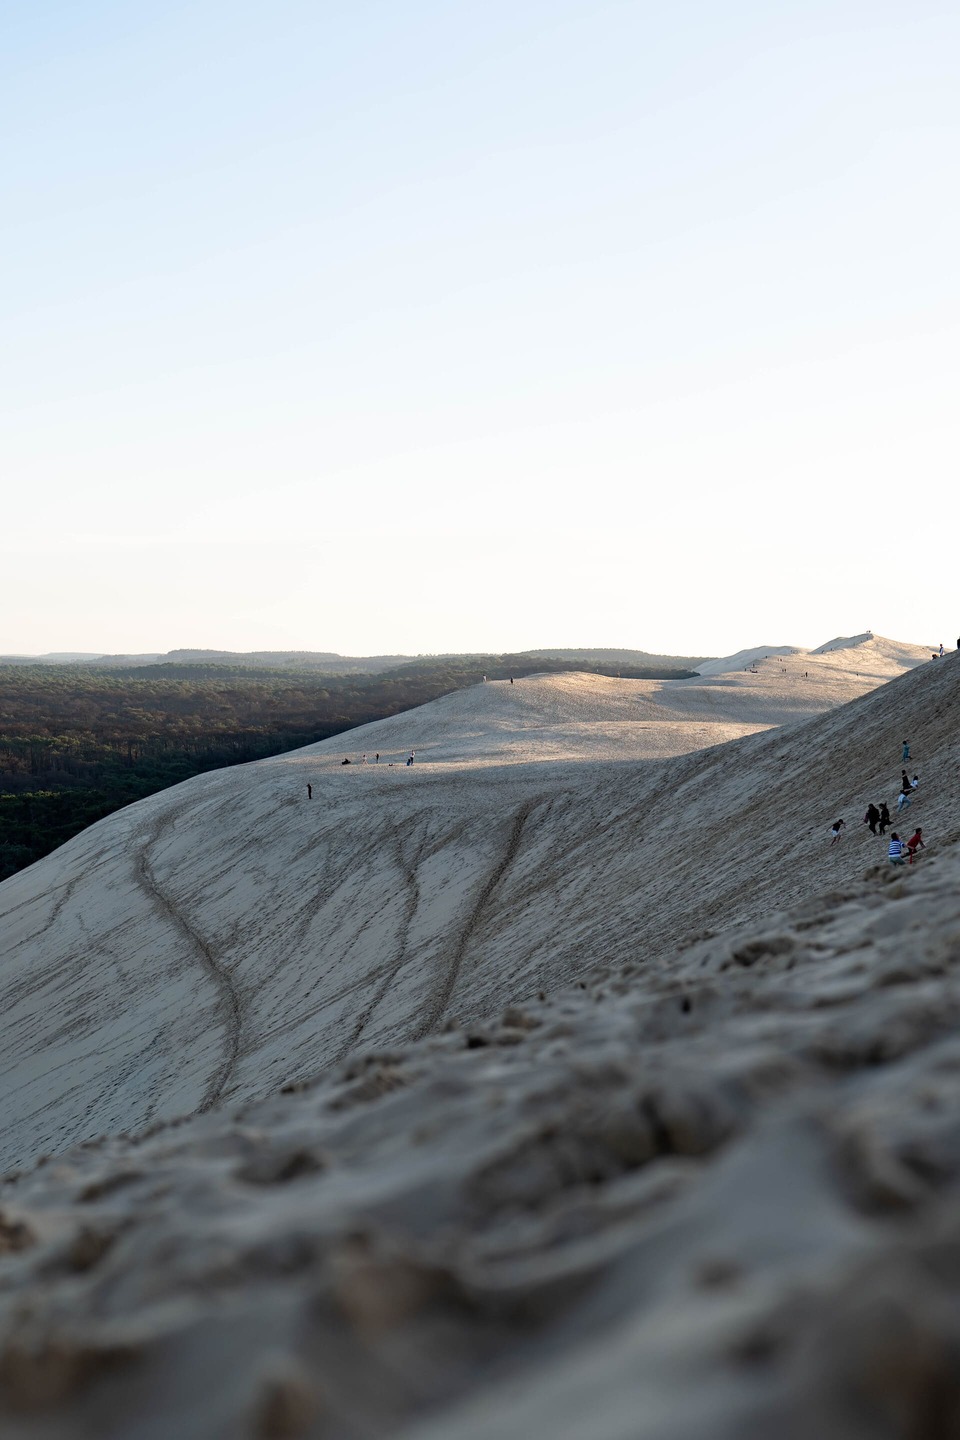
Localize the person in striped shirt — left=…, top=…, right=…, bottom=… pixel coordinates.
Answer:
left=888, top=833, right=907, bottom=865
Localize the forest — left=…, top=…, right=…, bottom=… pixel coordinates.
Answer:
left=0, top=655, right=697, bottom=879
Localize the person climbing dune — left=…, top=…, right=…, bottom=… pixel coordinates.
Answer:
left=829, top=819, right=846, bottom=845
left=888, top=833, right=907, bottom=866
left=863, top=804, right=880, bottom=835
left=878, top=802, right=891, bottom=836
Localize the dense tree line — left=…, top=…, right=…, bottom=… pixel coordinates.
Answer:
left=0, top=656, right=696, bottom=880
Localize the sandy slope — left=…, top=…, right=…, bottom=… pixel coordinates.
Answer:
left=3, top=755, right=960, bottom=1436
left=0, top=635, right=937, bottom=1174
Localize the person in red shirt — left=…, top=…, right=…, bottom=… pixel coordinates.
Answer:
left=906, top=828, right=925, bottom=863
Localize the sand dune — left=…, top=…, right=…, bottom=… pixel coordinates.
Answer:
left=1, top=634, right=959, bottom=1437
left=0, top=634, right=939, bottom=1174
left=0, top=682, right=959, bottom=1435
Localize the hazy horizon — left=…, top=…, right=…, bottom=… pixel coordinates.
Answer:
left=2, top=627, right=938, bottom=664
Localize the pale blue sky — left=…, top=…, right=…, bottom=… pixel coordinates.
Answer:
left=4, top=2, right=957, bottom=656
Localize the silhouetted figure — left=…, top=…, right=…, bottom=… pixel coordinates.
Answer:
left=375, top=753, right=380, bottom=763
left=863, top=803, right=880, bottom=835
left=510, top=676, right=514, bottom=685
left=341, top=758, right=351, bottom=765
left=307, top=783, right=312, bottom=799
left=878, top=803, right=891, bottom=836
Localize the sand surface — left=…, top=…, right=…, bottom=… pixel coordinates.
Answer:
left=0, top=634, right=932, bottom=1170
left=1, top=633, right=959, bottom=1437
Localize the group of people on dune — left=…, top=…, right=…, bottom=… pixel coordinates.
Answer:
left=829, top=737, right=925, bottom=866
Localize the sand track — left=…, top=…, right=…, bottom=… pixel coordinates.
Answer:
left=134, top=811, right=243, bottom=1110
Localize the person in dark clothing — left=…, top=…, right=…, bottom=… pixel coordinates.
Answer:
left=307, top=783, right=312, bottom=799
left=830, top=819, right=846, bottom=845
left=878, top=802, right=891, bottom=836
left=863, top=803, right=880, bottom=835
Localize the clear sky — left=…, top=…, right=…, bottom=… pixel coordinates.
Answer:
left=4, top=1, right=957, bottom=657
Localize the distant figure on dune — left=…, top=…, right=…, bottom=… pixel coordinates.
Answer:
left=888, top=833, right=907, bottom=866
left=830, top=819, right=846, bottom=845
left=863, top=803, right=880, bottom=835
left=406, top=751, right=415, bottom=766
left=897, top=773, right=912, bottom=811
left=902, top=740, right=911, bottom=761
left=911, top=773, right=920, bottom=791
left=878, top=802, right=891, bottom=836
left=907, top=828, right=925, bottom=863
left=510, top=676, right=514, bottom=685
left=939, top=643, right=944, bottom=657
left=375, top=753, right=380, bottom=763
left=307, top=783, right=312, bottom=799
left=341, top=758, right=351, bottom=765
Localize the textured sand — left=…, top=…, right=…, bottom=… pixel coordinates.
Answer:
left=1, top=633, right=958, bottom=1438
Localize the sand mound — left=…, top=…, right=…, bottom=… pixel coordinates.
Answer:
left=3, top=835, right=960, bottom=1438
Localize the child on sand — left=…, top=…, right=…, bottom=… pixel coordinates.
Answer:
left=897, top=776, right=913, bottom=812
left=906, top=828, right=925, bottom=863
left=830, top=819, right=846, bottom=845
left=888, top=833, right=907, bottom=865
left=902, top=740, right=911, bottom=761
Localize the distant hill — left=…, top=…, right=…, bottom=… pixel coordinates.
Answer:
left=1, top=646, right=713, bottom=674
